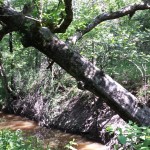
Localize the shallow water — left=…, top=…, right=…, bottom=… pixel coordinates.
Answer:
left=0, top=111, right=108, bottom=150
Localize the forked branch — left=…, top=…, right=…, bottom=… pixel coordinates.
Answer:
left=54, top=0, right=73, bottom=33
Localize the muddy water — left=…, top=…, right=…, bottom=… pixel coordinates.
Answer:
left=0, top=112, right=108, bottom=150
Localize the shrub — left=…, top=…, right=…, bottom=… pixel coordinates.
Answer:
left=107, top=121, right=150, bottom=150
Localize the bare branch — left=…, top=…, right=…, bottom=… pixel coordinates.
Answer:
left=54, top=0, right=73, bottom=33
left=69, top=2, right=150, bottom=44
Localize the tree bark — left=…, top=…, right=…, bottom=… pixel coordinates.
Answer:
left=0, top=52, right=14, bottom=98
left=0, top=3, right=150, bottom=126
left=9, top=32, right=15, bottom=90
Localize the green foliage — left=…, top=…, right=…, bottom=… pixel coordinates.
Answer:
left=72, top=3, right=150, bottom=90
left=9, top=0, right=65, bottom=28
left=103, top=0, right=141, bottom=12
left=65, top=139, right=77, bottom=150
left=42, top=1, right=65, bottom=26
left=0, top=129, right=50, bottom=150
left=0, top=0, right=3, bottom=5
left=107, top=122, right=150, bottom=150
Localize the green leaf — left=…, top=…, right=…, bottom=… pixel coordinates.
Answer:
left=106, top=125, right=114, bottom=132
left=118, top=135, right=127, bottom=145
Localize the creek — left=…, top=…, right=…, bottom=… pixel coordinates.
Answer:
left=0, top=111, right=108, bottom=150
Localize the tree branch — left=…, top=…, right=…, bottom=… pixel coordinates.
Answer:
left=54, top=0, right=73, bottom=33
left=0, top=7, right=25, bottom=40
left=69, top=2, right=150, bottom=43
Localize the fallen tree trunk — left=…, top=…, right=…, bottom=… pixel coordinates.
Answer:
left=0, top=4, right=150, bottom=126
left=32, top=38, right=150, bottom=126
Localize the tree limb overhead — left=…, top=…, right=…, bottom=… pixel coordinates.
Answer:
left=69, top=2, right=150, bottom=43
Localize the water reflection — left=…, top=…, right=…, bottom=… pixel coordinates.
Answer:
left=0, top=112, right=108, bottom=150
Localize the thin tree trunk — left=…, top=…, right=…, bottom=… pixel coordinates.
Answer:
left=9, top=32, right=15, bottom=90
left=0, top=53, right=13, bottom=96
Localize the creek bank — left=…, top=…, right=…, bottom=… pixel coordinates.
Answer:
left=0, top=112, right=109, bottom=150
left=2, top=92, right=126, bottom=145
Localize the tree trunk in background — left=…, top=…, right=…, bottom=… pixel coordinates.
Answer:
left=9, top=32, right=15, bottom=90
left=0, top=53, right=13, bottom=98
